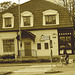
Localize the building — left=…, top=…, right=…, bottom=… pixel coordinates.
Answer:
left=0, top=0, right=74, bottom=58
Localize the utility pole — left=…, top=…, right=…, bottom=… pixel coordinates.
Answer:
left=72, top=0, right=74, bottom=25
left=18, top=0, right=22, bottom=60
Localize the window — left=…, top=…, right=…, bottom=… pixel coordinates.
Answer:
left=59, top=36, right=71, bottom=49
left=5, top=18, right=11, bottom=27
left=44, top=43, right=49, bottom=49
left=37, top=43, right=41, bottom=50
left=2, top=13, right=14, bottom=28
left=3, top=39, right=14, bottom=52
left=59, top=34, right=72, bottom=54
left=23, top=16, right=30, bottom=26
left=21, top=11, right=33, bottom=27
left=43, top=9, right=59, bottom=25
left=45, top=15, right=56, bottom=24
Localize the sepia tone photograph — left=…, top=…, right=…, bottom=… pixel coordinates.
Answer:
left=0, top=0, right=75, bottom=75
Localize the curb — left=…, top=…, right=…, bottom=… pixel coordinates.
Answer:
left=0, top=64, right=31, bottom=67
left=0, top=72, right=12, bottom=75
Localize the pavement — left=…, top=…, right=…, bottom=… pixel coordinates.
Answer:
left=0, top=62, right=75, bottom=75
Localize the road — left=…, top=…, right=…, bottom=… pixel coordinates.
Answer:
left=0, top=62, right=75, bottom=75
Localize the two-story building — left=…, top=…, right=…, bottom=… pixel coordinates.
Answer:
left=0, top=0, right=74, bottom=58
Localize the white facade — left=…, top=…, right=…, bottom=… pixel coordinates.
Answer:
left=0, top=29, right=59, bottom=57
left=31, top=29, right=58, bottom=56
left=20, top=29, right=59, bottom=57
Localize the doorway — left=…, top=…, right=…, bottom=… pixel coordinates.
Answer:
left=24, top=42, right=32, bottom=56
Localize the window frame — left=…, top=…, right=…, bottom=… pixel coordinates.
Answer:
left=45, top=15, right=56, bottom=24
left=43, top=9, right=59, bottom=26
left=2, top=13, right=14, bottom=28
left=59, top=33, right=72, bottom=55
left=44, top=43, right=49, bottom=49
left=5, top=17, right=12, bottom=27
left=23, top=16, right=30, bottom=26
left=37, top=43, right=41, bottom=50
left=21, top=11, right=33, bottom=27
left=3, top=39, right=15, bottom=52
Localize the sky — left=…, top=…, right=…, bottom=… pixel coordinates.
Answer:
left=0, top=0, right=30, bottom=4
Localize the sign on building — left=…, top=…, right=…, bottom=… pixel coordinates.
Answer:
left=40, top=35, right=50, bottom=40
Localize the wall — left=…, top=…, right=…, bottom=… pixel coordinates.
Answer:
left=31, top=29, right=59, bottom=56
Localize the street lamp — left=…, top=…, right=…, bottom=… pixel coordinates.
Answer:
left=18, top=0, right=22, bottom=60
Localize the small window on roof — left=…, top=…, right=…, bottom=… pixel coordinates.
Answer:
left=43, top=9, right=59, bottom=25
left=45, top=15, right=56, bottom=24
left=2, top=13, right=14, bottom=28
left=21, top=11, right=33, bottom=27
left=23, top=16, right=30, bottom=26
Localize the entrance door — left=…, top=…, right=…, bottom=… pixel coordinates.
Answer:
left=24, top=42, right=32, bottom=56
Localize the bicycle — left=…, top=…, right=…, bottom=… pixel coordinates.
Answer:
left=56, top=56, right=74, bottom=68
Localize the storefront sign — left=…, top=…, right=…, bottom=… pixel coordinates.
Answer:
left=41, top=35, right=50, bottom=40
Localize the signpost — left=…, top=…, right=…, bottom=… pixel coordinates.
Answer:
left=45, top=36, right=60, bottom=73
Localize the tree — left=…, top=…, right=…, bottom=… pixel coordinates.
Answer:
left=62, top=0, right=75, bottom=25
left=0, top=1, right=17, bottom=12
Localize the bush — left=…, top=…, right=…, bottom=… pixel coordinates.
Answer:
left=52, top=57, right=60, bottom=62
left=38, top=58, right=50, bottom=62
left=0, top=54, right=15, bottom=59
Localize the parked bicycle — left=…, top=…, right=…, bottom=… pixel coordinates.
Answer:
left=56, top=56, right=74, bottom=67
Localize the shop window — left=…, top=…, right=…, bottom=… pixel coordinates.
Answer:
left=37, top=43, right=41, bottom=50
left=44, top=43, right=49, bottom=49
left=2, top=13, right=14, bottom=28
left=59, top=35, right=72, bottom=54
left=3, top=39, right=15, bottom=52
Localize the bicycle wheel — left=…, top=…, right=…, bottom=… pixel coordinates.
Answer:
left=68, top=62, right=74, bottom=67
left=68, top=59, right=74, bottom=67
left=56, top=59, right=63, bottom=68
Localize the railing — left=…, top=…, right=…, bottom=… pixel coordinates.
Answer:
left=18, top=49, right=37, bottom=58
left=31, top=49, right=37, bottom=58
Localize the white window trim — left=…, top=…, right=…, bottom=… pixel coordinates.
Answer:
left=43, top=9, right=59, bottom=26
left=21, top=11, right=33, bottom=27
left=2, top=13, right=14, bottom=28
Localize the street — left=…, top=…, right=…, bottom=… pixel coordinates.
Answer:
left=0, top=62, right=75, bottom=75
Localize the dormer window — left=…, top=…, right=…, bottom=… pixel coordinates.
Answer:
left=5, top=17, right=12, bottom=27
left=45, top=15, right=56, bottom=24
left=43, top=9, right=59, bottom=26
left=21, top=11, right=33, bottom=27
left=23, top=16, right=30, bottom=26
left=2, top=13, right=14, bottom=28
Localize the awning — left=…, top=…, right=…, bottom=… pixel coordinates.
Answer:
left=16, top=30, right=36, bottom=41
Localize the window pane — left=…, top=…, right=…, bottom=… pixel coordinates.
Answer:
left=65, top=36, right=71, bottom=48
left=3, top=39, right=14, bottom=52
left=37, top=43, right=41, bottom=50
left=5, top=18, right=11, bottom=27
left=45, top=43, right=49, bottom=49
left=23, top=16, right=30, bottom=26
left=45, top=15, right=56, bottom=24
left=59, top=36, right=65, bottom=49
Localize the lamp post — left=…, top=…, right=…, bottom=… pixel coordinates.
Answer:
left=18, top=0, right=22, bottom=60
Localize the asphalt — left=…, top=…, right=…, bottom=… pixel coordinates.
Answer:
left=0, top=62, right=75, bottom=75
